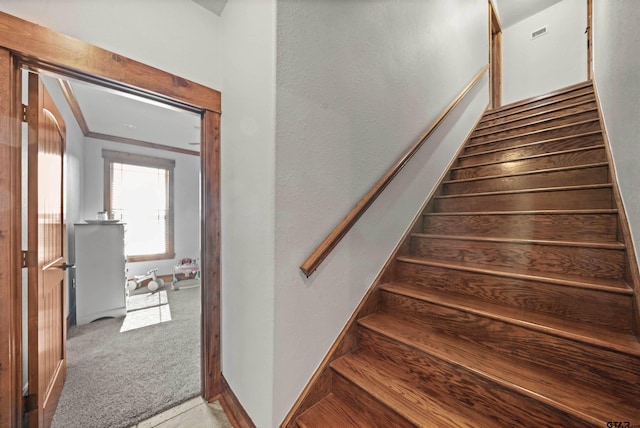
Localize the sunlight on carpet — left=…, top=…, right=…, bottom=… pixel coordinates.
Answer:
left=121, top=290, right=172, bottom=332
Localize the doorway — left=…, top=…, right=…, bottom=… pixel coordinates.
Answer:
left=0, top=11, right=221, bottom=428
left=22, top=69, right=205, bottom=427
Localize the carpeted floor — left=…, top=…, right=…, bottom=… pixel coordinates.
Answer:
left=52, top=282, right=201, bottom=428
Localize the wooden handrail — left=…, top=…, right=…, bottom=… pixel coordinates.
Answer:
left=300, top=64, right=490, bottom=277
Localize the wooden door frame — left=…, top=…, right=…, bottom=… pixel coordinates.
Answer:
left=489, top=0, right=502, bottom=108
left=0, top=11, right=222, bottom=427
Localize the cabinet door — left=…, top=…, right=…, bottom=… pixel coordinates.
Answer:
left=75, top=225, right=126, bottom=325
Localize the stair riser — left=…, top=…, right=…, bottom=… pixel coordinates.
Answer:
left=395, top=261, right=632, bottom=331
left=409, top=236, right=624, bottom=280
left=471, top=110, right=599, bottom=143
left=444, top=166, right=609, bottom=195
left=477, top=99, right=598, bottom=133
left=355, top=328, right=591, bottom=428
left=380, top=292, right=640, bottom=399
left=472, top=110, right=598, bottom=143
left=330, top=374, right=413, bottom=427
left=466, top=121, right=601, bottom=154
left=422, top=213, right=618, bottom=242
left=451, top=148, right=607, bottom=180
left=460, top=135, right=603, bottom=166
left=482, top=86, right=595, bottom=122
left=434, top=187, right=613, bottom=212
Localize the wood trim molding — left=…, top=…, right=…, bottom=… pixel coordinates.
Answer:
left=58, top=79, right=89, bottom=134
left=220, top=375, right=256, bottom=428
left=0, top=47, right=22, bottom=428
left=58, top=78, right=200, bottom=156
left=591, top=78, right=640, bottom=334
left=282, top=103, right=490, bottom=427
left=587, top=0, right=593, bottom=80
left=0, top=11, right=220, bottom=113
left=0, top=10, right=223, bottom=423
left=299, top=64, right=490, bottom=277
left=201, top=110, right=222, bottom=399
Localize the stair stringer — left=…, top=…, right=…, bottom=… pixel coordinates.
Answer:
left=593, top=79, right=640, bottom=334
left=279, top=104, right=489, bottom=428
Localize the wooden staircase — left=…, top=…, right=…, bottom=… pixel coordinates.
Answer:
left=288, top=81, right=640, bottom=427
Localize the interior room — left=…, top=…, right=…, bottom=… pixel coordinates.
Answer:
left=21, top=71, right=205, bottom=427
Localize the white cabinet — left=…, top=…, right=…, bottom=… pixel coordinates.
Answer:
left=75, top=223, right=126, bottom=325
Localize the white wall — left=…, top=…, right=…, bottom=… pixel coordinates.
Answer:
left=273, top=0, right=488, bottom=425
left=220, top=1, right=276, bottom=427
left=82, top=138, right=200, bottom=278
left=593, top=2, right=640, bottom=281
left=502, top=0, right=587, bottom=104
left=0, top=0, right=221, bottom=89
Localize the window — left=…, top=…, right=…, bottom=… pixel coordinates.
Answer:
left=103, top=149, right=175, bottom=262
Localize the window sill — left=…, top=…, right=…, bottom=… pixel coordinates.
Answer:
left=127, top=252, right=176, bottom=263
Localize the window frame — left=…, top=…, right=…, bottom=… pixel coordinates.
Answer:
left=102, top=149, right=176, bottom=262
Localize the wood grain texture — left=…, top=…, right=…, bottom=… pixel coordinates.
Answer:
left=292, top=81, right=640, bottom=427
left=394, top=258, right=633, bottom=330
left=359, top=311, right=638, bottom=425
left=592, top=78, right=640, bottom=335
left=0, top=48, right=22, bottom=428
left=468, top=119, right=602, bottom=151
left=201, top=110, right=222, bottom=400
left=477, top=98, right=596, bottom=132
left=459, top=133, right=603, bottom=164
left=299, top=64, right=489, bottom=276
left=451, top=147, right=607, bottom=179
left=355, top=327, right=593, bottom=428
left=434, top=185, right=613, bottom=212
left=0, top=11, right=220, bottom=112
left=483, top=80, right=593, bottom=118
left=422, top=210, right=618, bottom=242
left=409, top=234, right=625, bottom=279
left=444, top=164, right=609, bottom=194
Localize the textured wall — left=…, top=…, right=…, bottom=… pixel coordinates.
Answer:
left=593, top=1, right=640, bottom=275
left=502, top=0, right=587, bottom=104
left=0, top=0, right=221, bottom=89
left=220, top=0, right=276, bottom=427
left=273, top=0, right=488, bottom=424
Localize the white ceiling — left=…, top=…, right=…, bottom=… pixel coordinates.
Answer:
left=69, top=79, right=201, bottom=152
left=495, top=0, right=564, bottom=28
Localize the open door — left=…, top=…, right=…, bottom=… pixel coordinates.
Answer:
left=25, top=72, right=67, bottom=428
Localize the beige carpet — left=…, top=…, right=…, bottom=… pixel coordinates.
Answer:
left=52, top=284, right=201, bottom=428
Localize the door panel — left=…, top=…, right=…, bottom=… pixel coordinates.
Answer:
left=27, top=72, right=67, bottom=428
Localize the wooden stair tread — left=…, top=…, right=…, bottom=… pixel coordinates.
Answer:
left=452, top=145, right=604, bottom=170
left=330, top=351, right=495, bottom=427
left=460, top=131, right=602, bottom=158
left=379, top=281, right=640, bottom=355
left=424, top=209, right=618, bottom=217
left=484, top=81, right=593, bottom=116
left=467, top=118, right=599, bottom=148
left=411, top=233, right=625, bottom=250
left=444, top=162, right=608, bottom=185
left=472, top=107, right=598, bottom=138
left=358, top=311, right=640, bottom=424
left=395, top=256, right=633, bottom=294
left=295, top=393, right=396, bottom=428
left=475, top=99, right=596, bottom=131
left=434, top=183, right=612, bottom=199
